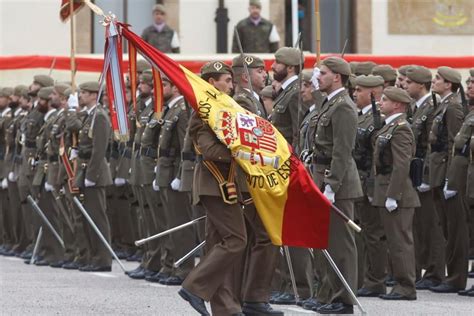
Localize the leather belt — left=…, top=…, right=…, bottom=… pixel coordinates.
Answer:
left=141, top=146, right=157, bottom=159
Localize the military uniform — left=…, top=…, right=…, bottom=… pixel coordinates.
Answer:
left=310, top=57, right=363, bottom=309
left=428, top=67, right=466, bottom=291
left=141, top=5, right=180, bottom=53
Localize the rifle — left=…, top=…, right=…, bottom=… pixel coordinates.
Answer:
left=431, top=91, right=438, bottom=109
left=371, top=92, right=382, bottom=130
left=459, top=86, right=468, bottom=115
left=233, top=28, right=255, bottom=97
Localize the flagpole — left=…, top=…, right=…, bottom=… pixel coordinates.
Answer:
left=69, top=0, right=76, bottom=92
left=314, top=0, right=321, bottom=66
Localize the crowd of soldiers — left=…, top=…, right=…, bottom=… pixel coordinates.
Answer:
left=0, top=47, right=473, bottom=315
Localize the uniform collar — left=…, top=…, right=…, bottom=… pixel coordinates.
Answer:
left=440, top=92, right=453, bottom=103
left=281, top=75, right=298, bottom=90
left=44, top=108, right=57, bottom=122
left=86, top=104, right=97, bottom=115
left=1, top=107, right=11, bottom=117
left=14, top=107, right=23, bottom=116
left=167, top=95, right=184, bottom=109
left=309, top=104, right=316, bottom=112
left=244, top=88, right=260, bottom=101
left=326, top=87, right=345, bottom=102
left=145, top=97, right=152, bottom=106
left=416, top=93, right=431, bottom=108
left=385, top=112, right=403, bottom=125
left=361, top=104, right=372, bottom=115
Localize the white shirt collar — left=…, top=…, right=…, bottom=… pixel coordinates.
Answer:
left=327, top=87, right=345, bottom=102
left=309, top=104, right=316, bottom=112
left=57, top=108, right=65, bottom=115
left=385, top=113, right=403, bottom=125
left=416, top=93, right=431, bottom=108
left=86, top=104, right=97, bottom=115
left=1, top=107, right=11, bottom=117
left=14, top=107, right=23, bottom=116
left=361, top=104, right=372, bottom=115
left=281, top=75, right=298, bottom=90
left=44, top=108, right=57, bottom=122
left=441, top=92, right=453, bottom=103
left=244, top=88, right=260, bottom=101
left=145, top=97, right=152, bottom=106
left=167, top=95, right=184, bottom=109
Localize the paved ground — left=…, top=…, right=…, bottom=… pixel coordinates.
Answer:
left=0, top=256, right=473, bottom=315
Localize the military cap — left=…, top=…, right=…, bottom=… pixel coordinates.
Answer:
left=232, top=55, right=265, bottom=69
left=200, top=61, right=233, bottom=76
left=406, top=66, right=432, bottom=84
left=38, top=87, right=54, bottom=100
left=79, top=81, right=100, bottom=93
left=437, top=66, right=461, bottom=84
left=301, top=69, right=313, bottom=82
left=54, top=83, right=71, bottom=96
left=372, top=64, right=397, bottom=82
left=63, top=87, right=73, bottom=98
left=274, top=47, right=302, bottom=66
left=13, top=85, right=29, bottom=98
left=140, top=72, right=153, bottom=85
left=0, top=87, right=13, bottom=98
left=249, top=0, right=262, bottom=8
left=152, top=4, right=166, bottom=14
left=398, top=65, right=414, bottom=76
left=348, top=74, right=357, bottom=88
left=383, top=86, right=412, bottom=104
left=349, top=62, right=359, bottom=75
left=321, top=57, right=351, bottom=76
left=355, top=61, right=376, bottom=76
left=33, top=74, right=54, bottom=87
left=470, top=68, right=474, bottom=77
left=261, top=85, right=273, bottom=98
left=137, top=59, right=152, bottom=73
left=355, top=75, right=384, bottom=88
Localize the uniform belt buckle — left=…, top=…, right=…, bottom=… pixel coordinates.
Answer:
left=324, top=169, right=331, bottom=177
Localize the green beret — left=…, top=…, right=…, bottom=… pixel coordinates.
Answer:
left=140, top=73, right=153, bottom=85
left=398, top=65, right=414, bottom=76
left=200, top=61, right=233, bottom=76
left=470, top=68, right=474, bottom=77
left=383, top=86, right=412, bottom=104
left=14, top=85, right=29, bottom=98
left=152, top=4, right=166, bottom=14
left=38, top=87, right=54, bottom=100
left=0, top=87, right=13, bottom=98
left=301, top=69, right=313, bottom=82
left=355, top=61, right=376, bottom=76
left=372, top=64, right=397, bottom=82
left=137, top=59, right=152, bottom=73
left=249, top=0, right=262, bottom=8
left=274, top=47, right=302, bottom=66
left=321, top=57, right=351, bottom=76
left=63, top=88, right=73, bottom=98
left=355, top=75, right=384, bottom=88
left=54, top=83, right=71, bottom=96
left=437, top=66, right=461, bottom=84
left=261, top=85, right=273, bottom=98
left=406, top=66, right=432, bottom=84
left=232, top=55, right=265, bottom=69
left=349, top=62, right=359, bottom=75
left=79, top=81, right=100, bottom=93
left=348, top=74, right=357, bottom=88
left=34, top=75, right=54, bottom=87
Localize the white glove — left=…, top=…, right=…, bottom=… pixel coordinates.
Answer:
left=1, top=179, right=8, bottom=189
left=367, top=196, right=373, bottom=203
left=69, top=148, right=78, bottom=160
left=417, top=183, right=431, bottom=192
left=114, top=177, right=126, bottom=186
left=311, top=67, right=321, bottom=90
left=443, top=181, right=457, bottom=200
left=152, top=179, right=160, bottom=191
left=44, top=182, right=54, bottom=192
left=30, top=158, right=38, bottom=167
left=154, top=166, right=158, bottom=173
left=323, top=184, right=335, bottom=203
left=68, top=92, right=79, bottom=110
left=84, top=179, right=96, bottom=187
left=170, top=178, right=181, bottom=191
left=8, top=172, right=17, bottom=182
left=385, top=198, right=398, bottom=212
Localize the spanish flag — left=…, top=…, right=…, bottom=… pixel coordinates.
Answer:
left=119, top=23, right=330, bottom=248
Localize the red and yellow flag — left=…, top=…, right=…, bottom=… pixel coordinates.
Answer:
left=119, top=23, right=330, bottom=249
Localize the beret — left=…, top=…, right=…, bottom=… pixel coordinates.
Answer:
left=38, top=86, right=54, bottom=100
left=437, top=66, right=461, bottom=84
left=201, top=61, right=233, bottom=76
left=470, top=68, right=474, bottom=77
left=79, top=81, right=100, bottom=93
left=34, top=75, right=54, bottom=87
left=354, top=61, right=376, bottom=76
left=301, top=69, right=313, bottom=82
left=383, top=86, right=412, bottom=104
left=140, top=73, right=153, bottom=85
left=0, top=87, right=13, bottom=98
left=275, top=47, right=302, bottom=66
left=372, top=64, right=397, bottom=82
left=232, top=55, right=265, bottom=69
left=152, top=4, right=166, bottom=14
left=249, top=0, right=262, bottom=8
left=13, top=85, right=29, bottom=98
left=137, top=59, right=152, bottom=73
left=355, top=75, right=385, bottom=88
left=398, top=65, right=414, bottom=76
left=54, top=83, right=71, bottom=96
left=321, top=57, right=351, bottom=76
left=406, top=66, right=432, bottom=83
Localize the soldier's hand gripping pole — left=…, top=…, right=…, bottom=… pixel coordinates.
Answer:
left=322, top=249, right=367, bottom=315
left=135, top=216, right=207, bottom=247
left=331, top=204, right=361, bottom=232
left=27, top=195, right=65, bottom=249
left=174, top=241, right=206, bottom=268
left=72, top=196, right=127, bottom=273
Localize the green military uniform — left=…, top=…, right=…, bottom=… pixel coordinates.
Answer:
left=270, top=47, right=301, bottom=148
left=372, top=88, right=420, bottom=299
left=428, top=67, right=467, bottom=291
left=141, top=5, right=180, bottom=53
left=310, top=57, right=363, bottom=307
left=75, top=82, right=113, bottom=269
left=351, top=75, right=388, bottom=295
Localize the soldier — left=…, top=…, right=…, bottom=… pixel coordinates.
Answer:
left=141, top=4, right=180, bottom=53
left=231, top=55, right=283, bottom=315
left=270, top=47, right=301, bottom=148
left=428, top=67, right=466, bottom=293
left=372, top=87, right=420, bottom=300
left=309, top=57, right=363, bottom=314
left=372, top=64, right=397, bottom=88
left=404, top=66, right=445, bottom=289
left=232, top=0, right=280, bottom=53
left=351, top=75, right=388, bottom=297
left=396, top=65, right=413, bottom=90
left=74, top=81, right=113, bottom=272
